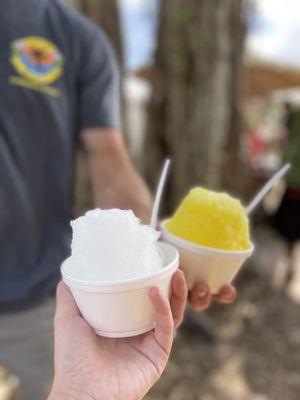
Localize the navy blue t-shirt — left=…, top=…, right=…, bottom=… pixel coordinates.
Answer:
left=0, top=0, right=120, bottom=312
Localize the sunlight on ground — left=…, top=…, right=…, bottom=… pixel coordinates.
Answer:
left=210, top=354, right=267, bottom=400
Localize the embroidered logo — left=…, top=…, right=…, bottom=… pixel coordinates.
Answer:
left=9, top=36, right=65, bottom=97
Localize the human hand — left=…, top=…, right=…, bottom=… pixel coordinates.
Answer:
left=48, top=270, right=187, bottom=400
left=188, top=282, right=236, bottom=310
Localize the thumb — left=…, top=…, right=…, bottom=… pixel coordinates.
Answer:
left=55, top=281, right=79, bottom=323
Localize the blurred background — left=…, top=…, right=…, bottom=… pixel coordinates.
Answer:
left=2, top=0, right=300, bottom=399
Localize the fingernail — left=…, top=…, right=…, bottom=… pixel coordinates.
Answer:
left=222, top=288, right=234, bottom=301
left=197, top=290, right=207, bottom=299
left=225, top=292, right=234, bottom=301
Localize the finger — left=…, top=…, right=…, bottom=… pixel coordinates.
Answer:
left=55, top=281, right=79, bottom=323
left=170, top=270, right=187, bottom=330
left=149, top=286, right=173, bottom=355
left=213, top=285, right=236, bottom=304
left=188, top=282, right=212, bottom=311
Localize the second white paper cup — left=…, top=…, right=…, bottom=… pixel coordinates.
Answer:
left=61, top=242, right=179, bottom=338
left=160, top=221, right=253, bottom=294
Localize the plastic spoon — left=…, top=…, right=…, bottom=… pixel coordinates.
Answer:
left=150, top=158, right=171, bottom=229
left=247, top=163, right=291, bottom=215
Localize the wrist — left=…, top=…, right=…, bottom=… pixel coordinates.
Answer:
left=47, top=384, right=91, bottom=400
left=48, top=389, right=77, bottom=400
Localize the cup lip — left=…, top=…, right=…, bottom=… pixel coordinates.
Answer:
left=161, top=219, right=254, bottom=257
left=61, top=241, right=179, bottom=290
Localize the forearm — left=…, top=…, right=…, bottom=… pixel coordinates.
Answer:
left=90, top=159, right=153, bottom=223
left=81, top=128, right=153, bottom=223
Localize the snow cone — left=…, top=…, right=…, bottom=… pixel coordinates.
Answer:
left=161, top=188, right=253, bottom=293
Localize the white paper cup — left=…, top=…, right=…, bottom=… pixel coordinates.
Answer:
left=61, top=242, right=179, bottom=338
left=160, top=221, right=253, bottom=294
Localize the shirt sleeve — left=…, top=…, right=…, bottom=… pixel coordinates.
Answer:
left=77, top=26, right=121, bottom=131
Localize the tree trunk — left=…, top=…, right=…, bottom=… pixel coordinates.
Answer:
left=220, top=0, right=250, bottom=199
left=145, top=0, right=246, bottom=213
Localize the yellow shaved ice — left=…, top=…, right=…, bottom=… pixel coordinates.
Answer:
left=165, top=187, right=251, bottom=251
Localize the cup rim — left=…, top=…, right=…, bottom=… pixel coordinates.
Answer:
left=61, top=241, right=179, bottom=289
left=161, top=219, right=254, bottom=257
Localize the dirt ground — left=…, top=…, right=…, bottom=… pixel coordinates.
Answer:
left=1, top=226, right=300, bottom=400
left=146, top=226, right=300, bottom=400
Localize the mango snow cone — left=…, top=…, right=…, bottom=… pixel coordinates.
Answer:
left=165, top=187, right=251, bottom=251
left=161, top=187, right=253, bottom=292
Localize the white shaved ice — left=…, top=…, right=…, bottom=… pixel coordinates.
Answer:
left=66, top=209, right=164, bottom=281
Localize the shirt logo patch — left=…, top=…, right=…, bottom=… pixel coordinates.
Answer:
left=9, top=36, right=65, bottom=97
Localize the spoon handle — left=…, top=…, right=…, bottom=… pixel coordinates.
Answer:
left=150, top=159, right=171, bottom=228
left=247, top=163, right=291, bottom=215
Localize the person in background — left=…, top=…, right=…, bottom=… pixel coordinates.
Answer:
left=0, top=1, right=235, bottom=399
left=48, top=271, right=186, bottom=400
left=272, top=102, right=300, bottom=288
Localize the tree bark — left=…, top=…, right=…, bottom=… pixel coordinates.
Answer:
left=145, top=0, right=246, bottom=213
left=220, top=0, right=250, bottom=199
